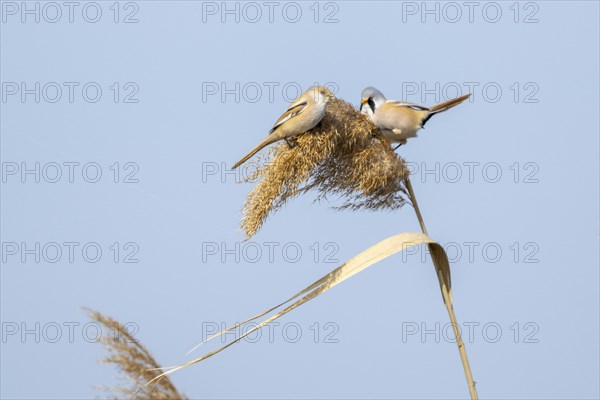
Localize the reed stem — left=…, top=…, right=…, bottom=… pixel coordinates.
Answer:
left=404, top=176, right=478, bottom=400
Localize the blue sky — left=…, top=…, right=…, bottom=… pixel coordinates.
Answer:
left=1, top=1, right=599, bottom=398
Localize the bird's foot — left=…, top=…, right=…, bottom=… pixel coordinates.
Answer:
left=285, top=138, right=298, bottom=148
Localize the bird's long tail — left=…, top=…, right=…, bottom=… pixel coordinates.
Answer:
left=232, top=135, right=279, bottom=169
left=422, top=93, right=471, bottom=126
left=430, top=94, right=471, bottom=113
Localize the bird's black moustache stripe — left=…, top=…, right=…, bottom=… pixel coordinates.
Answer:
left=367, top=98, right=376, bottom=113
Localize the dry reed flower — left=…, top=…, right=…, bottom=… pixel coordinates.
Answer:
left=241, top=98, right=409, bottom=237
left=87, top=309, right=186, bottom=400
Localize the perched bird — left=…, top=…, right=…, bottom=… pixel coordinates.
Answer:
left=360, top=86, right=471, bottom=147
left=232, top=86, right=335, bottom=169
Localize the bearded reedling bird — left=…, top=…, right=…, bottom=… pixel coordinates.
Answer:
left=360, top=86, right=471, bottom=148
left=232, top=86, right=335, bottom=169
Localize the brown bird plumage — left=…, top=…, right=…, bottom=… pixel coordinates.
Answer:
left=360, top=87, right=470, bottom=145
left=232, top=86, right=334, bottom=169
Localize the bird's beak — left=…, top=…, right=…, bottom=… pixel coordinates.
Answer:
left=361, top=98, right=368, bottom=105
left=327, top=93, right=335, bottom=98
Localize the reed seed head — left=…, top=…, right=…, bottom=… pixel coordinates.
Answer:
left=241, top=98, right=409, bottom=238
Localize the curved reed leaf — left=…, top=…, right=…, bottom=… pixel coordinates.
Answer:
left=147, top=232, right=452, bottom=386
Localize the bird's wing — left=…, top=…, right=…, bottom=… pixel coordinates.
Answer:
left=387, top=101, right=430, bottom=111
left=269, top=100, right=309, bottom=134
left=375, top=103, right=404, bottom=131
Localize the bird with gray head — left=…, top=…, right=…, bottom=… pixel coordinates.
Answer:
left=360, top=86, right=471, bottom=148
left=232, top=86, right=335, bottom=169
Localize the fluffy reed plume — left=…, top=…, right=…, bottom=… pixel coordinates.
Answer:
left=241, top=98, right=409, bottom=237
left=87, top=309, right=186, bottom=400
